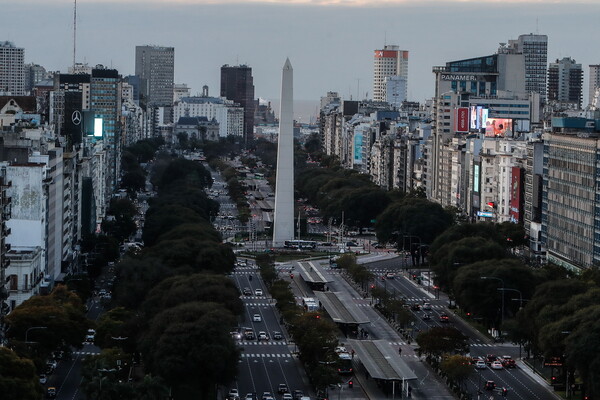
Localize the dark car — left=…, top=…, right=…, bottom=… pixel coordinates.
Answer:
left=484, top=381, right=496, bottom=391
left=422, top=313, right=431, bottom=321
left=291, top=390, right=304, bottom=400
left=243, top=287, right=252, bottom=296
left=501, top=355, right=516, bottom=368
left=411, top=304, right=421, bottom=311
left=47, top=387, right=57, bottom=398
left=439, top=313, right=449, bottom=322
left=486, top=354, right=498, bottom=365
left=278, top=384, right=289, bottom=394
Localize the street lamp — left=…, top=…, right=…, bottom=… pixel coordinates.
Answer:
left=480, top=276, right=505, bottom=335
left=497, top=288, right=523, bottom=309
left=25, top=326, right=47, bottom=343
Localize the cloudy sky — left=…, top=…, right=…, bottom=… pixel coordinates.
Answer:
left=2, top=0, right=600, bottom=120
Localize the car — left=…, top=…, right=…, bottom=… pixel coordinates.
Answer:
left=486, top=354, right=498, bottom=365
left=85, top=333, right=95, bottom=342
left=422, top=313, right=431, bottom=321
left=346, top=241, right=358, bottom=247
left=46, top=387, right=57, bottom=398
left=255, top=288, right=263, bottom=296
left=411, top=304, right=421, bottom=311
left=282, top=394, right=293, bottom=400
left=491, top=361, right=504, bottom=370
left=258, top=331, right=269, bottom=341
left=46, top=360, right=57, bottom=369
left=272, top=331, right=283, bottom=340
left=501, top=355, right=516, bottom=368
left=253, top=314, right=262, bottom=322
left=484, top=381, right=496, bottom=391
left=262, top=392, right=275, bottom=400
left=439, top=313, right=449, bottom=323
left=374, top=243, right=386, bottom=249
left=244, top=330, right=255, bottom=340
left=386, top=272, right=395, bottom=279
left=422, top=302, right=432, bottom=310
left=228, top=389, right=240, bottom=400
left=475, top=360, right=487, bottom=369
left=39, top=374, right=47, bottom=384
left=245, top=394, right=257, bottom=400
left=335, top=346, right=347, bottom=354
left=243, top=287, right=252, bottom=296
left=230, top=329, right=242, bottom=340
left=291, top=390, right=304, bottom=400
left=278, top=383, right=289, bottom=394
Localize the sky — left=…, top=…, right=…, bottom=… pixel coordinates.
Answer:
left=2, top=0, right=600, bottom=121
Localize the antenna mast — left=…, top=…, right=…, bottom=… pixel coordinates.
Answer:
left=73, top=0, right=77, bottom=69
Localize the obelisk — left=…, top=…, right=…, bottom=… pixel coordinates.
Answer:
left=272, top=58, right=294, bottom=247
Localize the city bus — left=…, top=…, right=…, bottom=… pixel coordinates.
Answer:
left=284, top=240, right=317, bottom=250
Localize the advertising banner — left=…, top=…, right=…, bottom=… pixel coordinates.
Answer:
left=353, top=132, right=363, bottom=165
left=485, top=118, right=513, bottom=137
left=510, top=167, right=523, bottom=223
left=455, top=108, right=469, bottom=133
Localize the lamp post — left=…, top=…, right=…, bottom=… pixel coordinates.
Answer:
left=25, top=326, right=47, bottom=343
left=480, top=276, right=505, bottom=335
left=497, top=287, right=523, bottom=309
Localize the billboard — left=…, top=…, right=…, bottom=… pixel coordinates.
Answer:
left=353, top=132, right=363, bottom=165
left=510, top=167, right=523, bottom=223
left=485, top=118, right=513, bottom=137
left=455, top=108, right=469, bottom=133
left=94, top=118, right=103, bottom=137
left=470, top=106, right=489, bottom=130
left=473, top=164, right=480, bottom=193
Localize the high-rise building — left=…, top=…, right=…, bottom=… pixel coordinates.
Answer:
left=220, top=64, right=255, bottom=143
left=373, top=45, right=408, bottom=102
left=0, top=41, right=25, bottom=96
left=135, top=45, right=174, bottom=107
left=588, top=64, right=600, bottom=107
left=502, top=34, right=548, bottom=99
left=547, top=57, right=583, bottom=108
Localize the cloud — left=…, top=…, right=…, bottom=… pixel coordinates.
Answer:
left=24, top=0, right=598, bottom=5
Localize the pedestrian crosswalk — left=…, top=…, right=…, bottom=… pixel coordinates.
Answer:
left=241, top=353, right=293, bottom=358
left=237, top=341, right=288, bottom=346
left=73, top=351, right=100, bottom=355
left=244, top=302, right=271, bottom=306
left=470, top=343, right=496, bottom=347
left=388, top=341, right=407, bottom=346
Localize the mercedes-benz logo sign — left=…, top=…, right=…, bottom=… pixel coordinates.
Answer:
left=72, top=110, right=82, bottom=125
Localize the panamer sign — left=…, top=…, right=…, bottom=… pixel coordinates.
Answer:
left=440, top=74, right=477, bottom=81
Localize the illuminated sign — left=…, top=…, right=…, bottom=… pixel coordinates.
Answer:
left=473, top=164, right=480, bottom=193
left=455, top=108, right=469, bottom=133
left=477, top=211, right=494, bottom=218
left=485, top=118, right=513, bottom=137
left=94, top=118, right=103, bottom=137
left=353, top=132, right=363, bottom=165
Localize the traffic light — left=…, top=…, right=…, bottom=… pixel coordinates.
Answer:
left=348, top=380, right=353, bottom=389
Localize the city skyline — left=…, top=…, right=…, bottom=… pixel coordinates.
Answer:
left=2, top=1, right=600, bottom=120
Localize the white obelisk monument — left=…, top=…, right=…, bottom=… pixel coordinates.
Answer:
left=272, top=58, right=294, bottom=247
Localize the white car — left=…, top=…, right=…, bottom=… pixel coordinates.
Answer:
left=253, top=314, right=262, bottom=322
left=491, top=361, right=504, bottom=370
left=255, top=288, right=263, bottom=296
left=475, top=360, right=487, bottom=369
left=282, top=394, right=293, bottom=400
left=39, top=374, right=47, bottom=384
left=422, top=303, right=432, bottom=310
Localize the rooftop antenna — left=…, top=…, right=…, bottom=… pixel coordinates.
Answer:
left=384, top=30, right=387, bottom=46
left=536, top=17, right=539, bottom=34
left=73, top=0, right=77, bottom=69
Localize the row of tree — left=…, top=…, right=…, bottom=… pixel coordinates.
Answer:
left=81, top=152, right=241, bottom=399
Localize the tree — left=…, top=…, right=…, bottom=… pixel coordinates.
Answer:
left=416, top=327, right=469, bottom=358
left=121, top=169, right=146, bottom=194
left=440, top=354, right=473, bottom=390
left=113, top=258, right=174, bottom=310
left=139, top=302, right=239, bottom=400
left=94, top=307, right=136, bottom=352
left=5, top=285, right=89, bottom=362
left=81, top=348, right=135, bottom=400
left=143, top=238, right=235, bottom=274
left=0, top=347, right=43, bottom=400
left=290, top=312, right=339, bottom=369
left=375, top=198, right=454, bottom=246
left=141, top=274, right=243, bottom=319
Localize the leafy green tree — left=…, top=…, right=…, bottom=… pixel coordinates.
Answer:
left=416, top=327, right=469, bottom=358
left=5, top=285, right=89, bottom=361
left=81, top=348, right=135, bottom=400
left=134, top=375, right=170, bottom=400
left=113, top=258, right=174, bottom=310
left=141, top=274, right=243, bottom=319
left=102, top=198, right=138, bottom=242
left=94, top=307, right=136, bottom=352
left=143, top=238, right=235, bottom=274
left=139, top=302, right=239, bottom=400
left=335, top=254, right=356, bottom=270
left=375, top=198, right=454, bottom=246
left=155, top=158, right=213, bottom=193
left=429, top=223, right=502, bottom=264
left=121, top=169, right=146, bottom=194
left=431, top=237, right=506, bottom=291
left=0, top=347, right=43, bottom=400
left=452, top=259, right=536, bottom=328
left=440, top=354, right=473, bottom=389
left=290, top=312, right=339, bottom=368
left=142, top=205, right=205, bottom=246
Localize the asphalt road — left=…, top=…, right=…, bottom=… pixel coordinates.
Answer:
left=363, top=257, right=557, bottom=400
left=230, top=262, right=309, bottom=399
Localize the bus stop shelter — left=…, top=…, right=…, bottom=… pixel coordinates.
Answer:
left=347, top=339, right=417, bottom=397
left=313, top=291, right=370, bottom=336
left=296, top=261, right=332, bottom=291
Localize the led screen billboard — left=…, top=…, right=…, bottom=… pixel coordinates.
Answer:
left=353, top=132, right=363, bottom=165
left=485, top=118, right=513, bottom=137
left=455, top=108, right=469, bottom=133
left=94, top=118, right=103, bottom=137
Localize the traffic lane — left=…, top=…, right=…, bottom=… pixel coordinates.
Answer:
left=466, top=366, right=547, bottom=400
left=54, top=354, right=84, bottom=400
